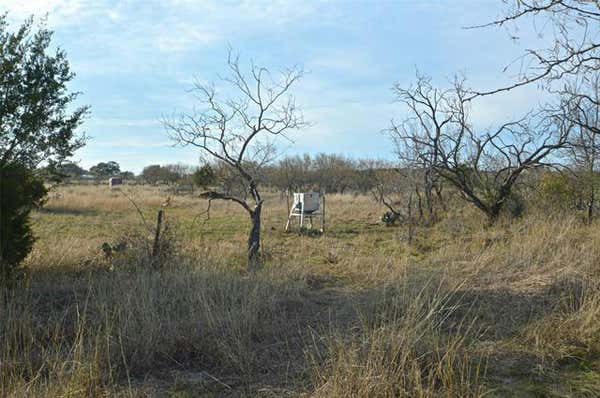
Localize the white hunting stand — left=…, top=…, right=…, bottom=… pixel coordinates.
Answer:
left=108, top=177, right=122, bottom=189
left=285, top=192, right=325, bottom=232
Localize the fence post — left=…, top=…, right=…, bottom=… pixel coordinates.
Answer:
left=152, top=209, right=163, bottom=258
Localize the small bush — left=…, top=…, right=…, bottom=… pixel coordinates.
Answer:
left=0, top=163, right=47, bottom=284
left=192, top=164, right=216, bottom=189
left=101, top=222, right=180, bottom=271
left=537, top=172, right=580, bottom=212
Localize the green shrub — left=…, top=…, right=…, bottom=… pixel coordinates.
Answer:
left=538, top=172, right=580, bottom=212
left=192, top=164, right=216, bottom=189
left=0, top=163, right=47, bottom=284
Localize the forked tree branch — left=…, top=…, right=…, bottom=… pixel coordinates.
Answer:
left=466, top=0, right=600, bottom=99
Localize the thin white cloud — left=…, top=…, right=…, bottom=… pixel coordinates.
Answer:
left=155, top=22, right=219, bottom=53
left=87, top=118, right=159, bottom=128
left=307, top=48, right=379, bottom=78
left=0, top=0, right=95, bottom=26
left=91, top=138, right=171, bottom=149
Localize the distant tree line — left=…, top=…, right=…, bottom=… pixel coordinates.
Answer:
left=44, top=154, right=397, bottom=195
left=261, top=154, right=388, bottom=194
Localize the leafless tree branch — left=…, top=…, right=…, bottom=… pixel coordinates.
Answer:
left=389, top=73, right=570, bottom=223
left=162, top=50, right=307, bottom=266
left=467, top=0, right=600, bottom=99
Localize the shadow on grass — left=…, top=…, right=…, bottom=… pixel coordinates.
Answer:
left=1, top=262, right=595, bottom=396
left=38, top=205, right=100, bottom=216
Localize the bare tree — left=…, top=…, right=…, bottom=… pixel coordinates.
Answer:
left=266, top=154, right=313, bottom=194
left=163, top=51, right=306, bottom=268
left=469, top=0, right=599, bottom=98
left=265, top=153, right=371, bottom=194
left=388, top=73, right=452, bottom=224
left=312, top=153, right=356, bottom=193
left=560, top=73, right=600, bottom=223
left=370, top=167, right=414, bottom=222
left=390, top=73, right=570, bottom=224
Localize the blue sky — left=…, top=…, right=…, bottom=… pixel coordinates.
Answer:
left=1, top=0, right=550, bottom=173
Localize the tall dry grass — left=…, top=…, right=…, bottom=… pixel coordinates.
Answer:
left=1, top=263, right=484, bottom=396
left=2, top=185, right=600, bottom=396
left=1, top=262, right=307, bottom=396
left=308, top=276, right=486, bottom=398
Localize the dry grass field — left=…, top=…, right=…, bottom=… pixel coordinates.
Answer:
left=3, top=184, right=600, bottom=397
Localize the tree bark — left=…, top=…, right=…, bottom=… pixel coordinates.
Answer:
left=588, top=187, right=595, bottom=225
left=588, top=162, right=595, bottom=225
left=424, top=175, right=435, bottom=220
left=486, top=203, right=502, bottom=226
left=247, top=202, right=263, bottom=270
left=414, top=185, right=424, bottom=221
left=152, top=209, right=164, bottom=259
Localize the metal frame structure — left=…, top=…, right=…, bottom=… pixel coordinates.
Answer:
left=285, top=192, right=325, bottom=233
left=108, top=177, right=122, bottom=189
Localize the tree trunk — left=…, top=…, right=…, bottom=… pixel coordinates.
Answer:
left=435, top=184, right=447, bottom=211
left=424, top=170, right=435, bottom=220
left=486, top=203, right=502, bottom=226
left=414, top=185, right=424, bottom=221
left=588, top=188, right=595, bottom=225
left=247, top=202, right=263, bottom=270
left=152, top=209, right=164, bottom=259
